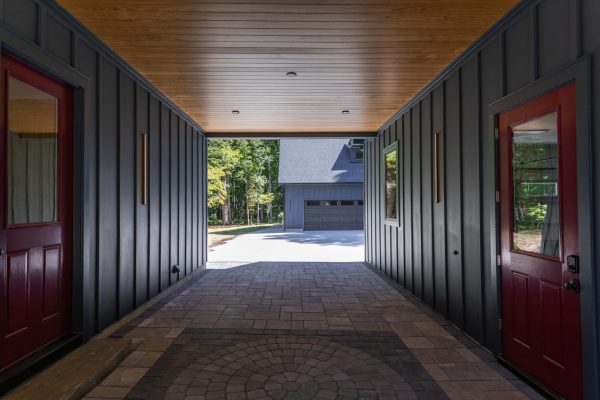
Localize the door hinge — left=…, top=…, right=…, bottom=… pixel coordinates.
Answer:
left=498, top=318, right=503, bottom=330
left=494, top=127, right=499, bottom=139
left=495, top=191, right=500, bottom=203
left=496, top=254, right=502, bottom=267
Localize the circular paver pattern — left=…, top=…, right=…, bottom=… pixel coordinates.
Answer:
left=176, top=336, right=417, bottom=400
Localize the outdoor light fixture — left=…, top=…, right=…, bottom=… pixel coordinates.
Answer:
left=341, top=110, right=350, bottom=115
left=232, top=110, right=240, bottom=115
left=286, top=71, right=297, bottom=77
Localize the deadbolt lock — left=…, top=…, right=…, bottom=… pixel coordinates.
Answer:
left=567, top=255, right=579, bottom=273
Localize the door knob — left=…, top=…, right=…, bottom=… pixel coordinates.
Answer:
left=564, top=279, right=580, bottom=293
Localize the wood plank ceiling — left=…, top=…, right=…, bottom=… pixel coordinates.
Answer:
left=57, top=0, right=519, bottom=134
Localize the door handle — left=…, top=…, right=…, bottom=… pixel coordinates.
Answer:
left=564, top=279, right=580, bottom=293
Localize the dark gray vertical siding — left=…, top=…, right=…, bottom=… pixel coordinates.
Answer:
left=159, top=104, right=170, bottom=291
left=118, top=73, right=135, bottom=318
left=421, top=95, right=434, bottom=308
left=185, top=125, right=192, bottom=273
left=97, top=57, right=118, bottom=329
left=432, top=85, right=447, bottom=316
left=505, top=15, right=531, bottom=92
left=170, top=114, right=180, bottom=281
left=364, top=0, right=597, bottom=368
left=537, top=0, right=572, bottom=76
left=0, top=0, right=208, bottom=337
left=135, top=86, right=149, bottom=306
left=178, top=119, right=186, bottom=274
left=445, top=71, right=463, bottom=328
left=74, top=40, right=98, bottom=333
left=461, top=57, right=484, bottom=342
left=403, top=113, right=412, bottom=291
left=479, top=38, right=501, bottom=349
left=582, top=0, right=600, bottom=395
left=148, top=96, right=160, bottom=298
left=411, top=104, right=422, bottom=299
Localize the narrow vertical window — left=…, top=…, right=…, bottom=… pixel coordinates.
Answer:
left=384, top=142, right=399, bottom=222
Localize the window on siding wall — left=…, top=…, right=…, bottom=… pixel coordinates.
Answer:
left=384, top=142, right=399, bottom=221
left=306, top=200, right=320, bottom=206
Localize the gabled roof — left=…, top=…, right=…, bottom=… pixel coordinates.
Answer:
left=278, top=139, right=363, bottom=184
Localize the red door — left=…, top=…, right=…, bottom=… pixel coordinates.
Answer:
left=499, top=83, right=581, bottom=399
left=0, top=55, right=73, bottom=369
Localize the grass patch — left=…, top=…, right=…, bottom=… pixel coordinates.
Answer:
left=209, top=224, right=275, bottom=236
left=208, top=223, right=277, bottom=249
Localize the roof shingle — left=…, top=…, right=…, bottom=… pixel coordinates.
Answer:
left=278, top=139, right=364, bottom=184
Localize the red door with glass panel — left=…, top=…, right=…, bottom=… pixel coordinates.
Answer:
left=0, top=55, right=73, bottom=369
left=499, top=83, right=581, bottom=399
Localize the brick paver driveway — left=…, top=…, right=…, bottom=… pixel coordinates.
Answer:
left=85, top=263, right=542, bottom=400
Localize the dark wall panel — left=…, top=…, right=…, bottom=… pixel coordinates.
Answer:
left=479, top=38, right=502, bottom=349
left=178, top=119, right=186, bottom=274
left=403, top=113, right=413, bottom=292
left=460, top=57, right=484, bottom=342
left=432, top=85, right=447, bottom=316
left=504, top=14, right=532, bottom=93
left=159, top=105, right=171, bottom=291
left=5, top=0, right=37, bottom=42
left=96, top=57, right=118, bottom=330
left=148, top=96, right=160, bottom=298
left=537, top=0, right=572, bottom=76
left=74, top=39, right=98, bottom=334
left=421, top=95, right=434, bottom=308
left=170, top=115, right=180, bottom=281
left=0, top=0, right=208, bottom=339
left=118, top=73, right=135, bottom=318
left=135, top=86, right=149, bottom=306
left=45, top=15, right=71, bottom=64
left=445, top=71, right=464, bottom=329
left=411, top=104, right=422, bottom=299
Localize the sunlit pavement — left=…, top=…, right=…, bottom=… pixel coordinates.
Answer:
left=208, top=226, right=364, bottom=264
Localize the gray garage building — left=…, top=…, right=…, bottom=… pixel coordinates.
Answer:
left=279, top=139, right=364, bottom=230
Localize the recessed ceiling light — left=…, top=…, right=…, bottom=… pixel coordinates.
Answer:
left=286, top=71, right=297, bottom=77
left=232, top=110, right=240, bottom=115
left=341, top=110, right=350, bottom=115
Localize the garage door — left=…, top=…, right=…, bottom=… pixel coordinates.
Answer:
left=304, top=200, right=363, bottom=230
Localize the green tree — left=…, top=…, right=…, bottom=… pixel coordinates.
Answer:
left=208, top=140, right=241, bottom=225
left=207, top=139, right=282, bottom=225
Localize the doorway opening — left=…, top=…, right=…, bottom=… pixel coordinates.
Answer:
left=207, top=138, right=365, bottom=266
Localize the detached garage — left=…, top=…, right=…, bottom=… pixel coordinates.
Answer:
left=279, top=139, right=364, bottom=230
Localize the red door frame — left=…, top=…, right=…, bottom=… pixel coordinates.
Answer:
left=0, top=54, right=73, bottom=370
left=499, top=82, right=582, bottom=399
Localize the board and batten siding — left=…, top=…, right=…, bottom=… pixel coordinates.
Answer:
left=283, top=183, right=363, bottom=230
left=0, top=0, right=208, bottom=338
left=364, top=1, right=599, bottom=397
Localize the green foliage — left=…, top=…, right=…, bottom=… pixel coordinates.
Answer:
left=208, top=139, right=282, bottom=225
left=207, top=167, right=226, bottom=208
left=512, top=141, right=557, bottom=232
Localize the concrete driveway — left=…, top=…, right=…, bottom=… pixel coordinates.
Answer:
left=208, top=226, right=364, bottom=263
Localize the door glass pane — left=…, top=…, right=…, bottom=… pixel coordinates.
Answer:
left=7, top=77, right=59, bottom=225
left=512, top=112, right=559, bottom=257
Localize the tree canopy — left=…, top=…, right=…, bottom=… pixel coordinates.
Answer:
left=208, top=139, right=282, bottom=225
